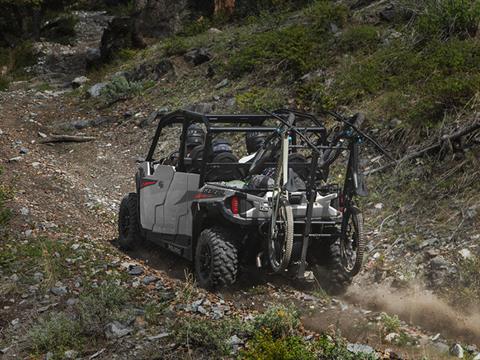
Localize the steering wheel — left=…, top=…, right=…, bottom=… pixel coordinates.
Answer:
left=248, top=136, right=280, bottom=175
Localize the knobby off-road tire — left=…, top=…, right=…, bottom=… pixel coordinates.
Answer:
left=195, top=227, right=238, bottom=290
left=327, top=206, right=365, bottom=294
left=118, top=193, right=144, bottom=250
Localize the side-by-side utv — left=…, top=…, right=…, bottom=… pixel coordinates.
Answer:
left=118, top=109, right=390, bottom=291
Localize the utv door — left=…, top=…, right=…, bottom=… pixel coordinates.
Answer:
left=161, top=172, right=200, bottom=244
left=139, top=164, right=176, bottom=231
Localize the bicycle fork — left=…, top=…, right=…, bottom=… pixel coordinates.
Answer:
left=270, top=132, right=290, bottom=239
left=297, top=150, right=319, bottom=279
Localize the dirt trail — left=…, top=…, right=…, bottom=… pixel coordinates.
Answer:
left=1, top=88, right=477, bottom=358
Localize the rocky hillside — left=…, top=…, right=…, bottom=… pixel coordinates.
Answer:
left=1, top=0, right=480, bottom=359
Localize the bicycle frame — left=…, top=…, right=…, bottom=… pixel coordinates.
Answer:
left=343, top=136, right=368, bottom=206
left=269, top=127, right=290, bottom=240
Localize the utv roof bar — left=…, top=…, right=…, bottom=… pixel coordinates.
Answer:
left=209, top=127, right=326, bottom=133
left=146, top=109, right=328, bottom=162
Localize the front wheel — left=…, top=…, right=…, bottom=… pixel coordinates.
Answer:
left=118, top=193, right=144, bottom=250
left=327, top=206, right=365, bottom=294
left=194, top=227, right=238, bottom=290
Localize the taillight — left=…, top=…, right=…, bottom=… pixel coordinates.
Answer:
left=338, top=193, right=345, bottom=213
left=230, top=196, right=239, bottom=215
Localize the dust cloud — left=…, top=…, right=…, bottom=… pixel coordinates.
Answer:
left=346, top=283, right=480, bottom=345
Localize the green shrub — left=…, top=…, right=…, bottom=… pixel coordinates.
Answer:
left=316, top=334, right=377, bottom=360
left=404, top=0, right=480, bottom=40
left=163, top=37, right=188, bottom=56
left=236, top=87, right=285, bottom=111
left=409, top=74, right=480, bottom=123
left=0, top=167, right=12, bottom=228
left=331, top=36, right=480, bottom=126
left=182, top=18, right=213, bottom=36
left=0, top=41, right=37, bottom=81
left=296, top=78, right=338, bottom=111
left=28, top=312, right=83, bottom=355
left=144, top=301, right=168, bottom=325
left=77, top=283, right=130, bottom=336
left=380, top=313, right=401, bottom=333
left=339, top=25, right=380, bottom=53
left=117, top=48, right=138, bottom=61
left=0, top=235, right=72, bottom=282
left=235, top=0, right=315, bottom=18
left=173, top=317, right=248, bottom=355
left=227, top=1, right=348, bottom=78
left=253, top=305, right=300, bottom=338
left=241, top=331, right=316, bottom=360
left=304, top=0, right=349, bottom=31
left=242, top=331, right=378, bottom=360
left=228, top=25, right=320, bottom=77
left=10, top=42, right=37, bottom=74
left=452, top=255, right=480, bottom=305
left=100, top=75, right=142, bottom=103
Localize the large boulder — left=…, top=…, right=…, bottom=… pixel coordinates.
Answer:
left=100, top=16, right=137, bottom=61
left=100, top=0, right=190, bottom=62
left=134, top=0, right=189, bottom=38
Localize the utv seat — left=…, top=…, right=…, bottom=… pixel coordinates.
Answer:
left=188, top=145, right=205, bottom=173
left=288, top=153, right=308, bottom=181
left=206, top=152, right=242, bottom=182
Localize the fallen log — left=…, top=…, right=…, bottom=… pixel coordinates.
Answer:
left=364, top=121, right=480, bottom=176
left=40, top=135, right=96, bottom=144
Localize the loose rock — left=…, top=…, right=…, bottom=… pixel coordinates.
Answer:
left=128, top=265, right=144, bottom=276
left=72, top=76, right=89, bottom=88
left=142, top=275, right=157, bottom=285
left=105, top=321, right=133, bottom=339
left=50, top=283, right=68, bottom=296
left=64, top=350, right=78, bottom=359
left=148, top=332, right=170, bottom=341
left=458, top=248, right=473, bottom=260
left=215, top=79, right=229, bottom=89
left=184, top=48, right=211, bottom=66
left=88, top=82, right=108, bottom=97
left=385, top=333, right=398, bottom=343
left=433, top=341, right=450, bottom=354
left=8, top=156, right=22, bottom=163
left=451, top=344, right=464, bottom=358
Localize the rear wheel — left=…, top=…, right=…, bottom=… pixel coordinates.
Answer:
left=118, top=193, right=144, bottom=250
left=268, top=199, right=294, bottom=273
left=327, top=206, right=365, bottom=294
left=194, top=227, right=238, bottom=289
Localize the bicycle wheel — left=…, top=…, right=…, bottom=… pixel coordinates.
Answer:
left=268, top=198, right=294, bottom=273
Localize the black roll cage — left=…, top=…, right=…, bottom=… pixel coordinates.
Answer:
left=145, top=109, right=328, bottom=186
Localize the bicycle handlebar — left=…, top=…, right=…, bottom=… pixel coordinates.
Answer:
left=321, top=110, right=394, bottom=161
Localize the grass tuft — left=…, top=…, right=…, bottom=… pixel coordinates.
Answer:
left=28, top=312, right=83, bottom=357
left=253, top=304, right=300, bottom=338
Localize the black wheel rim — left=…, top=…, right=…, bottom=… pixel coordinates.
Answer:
left=199, top=242, right=213, bottom=280
left=269, top=205, right=287, bottom=269
left=340, top=210, right=358, bottom=272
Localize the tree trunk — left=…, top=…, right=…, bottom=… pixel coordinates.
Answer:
left=214, top=0, right=235, bottom=15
